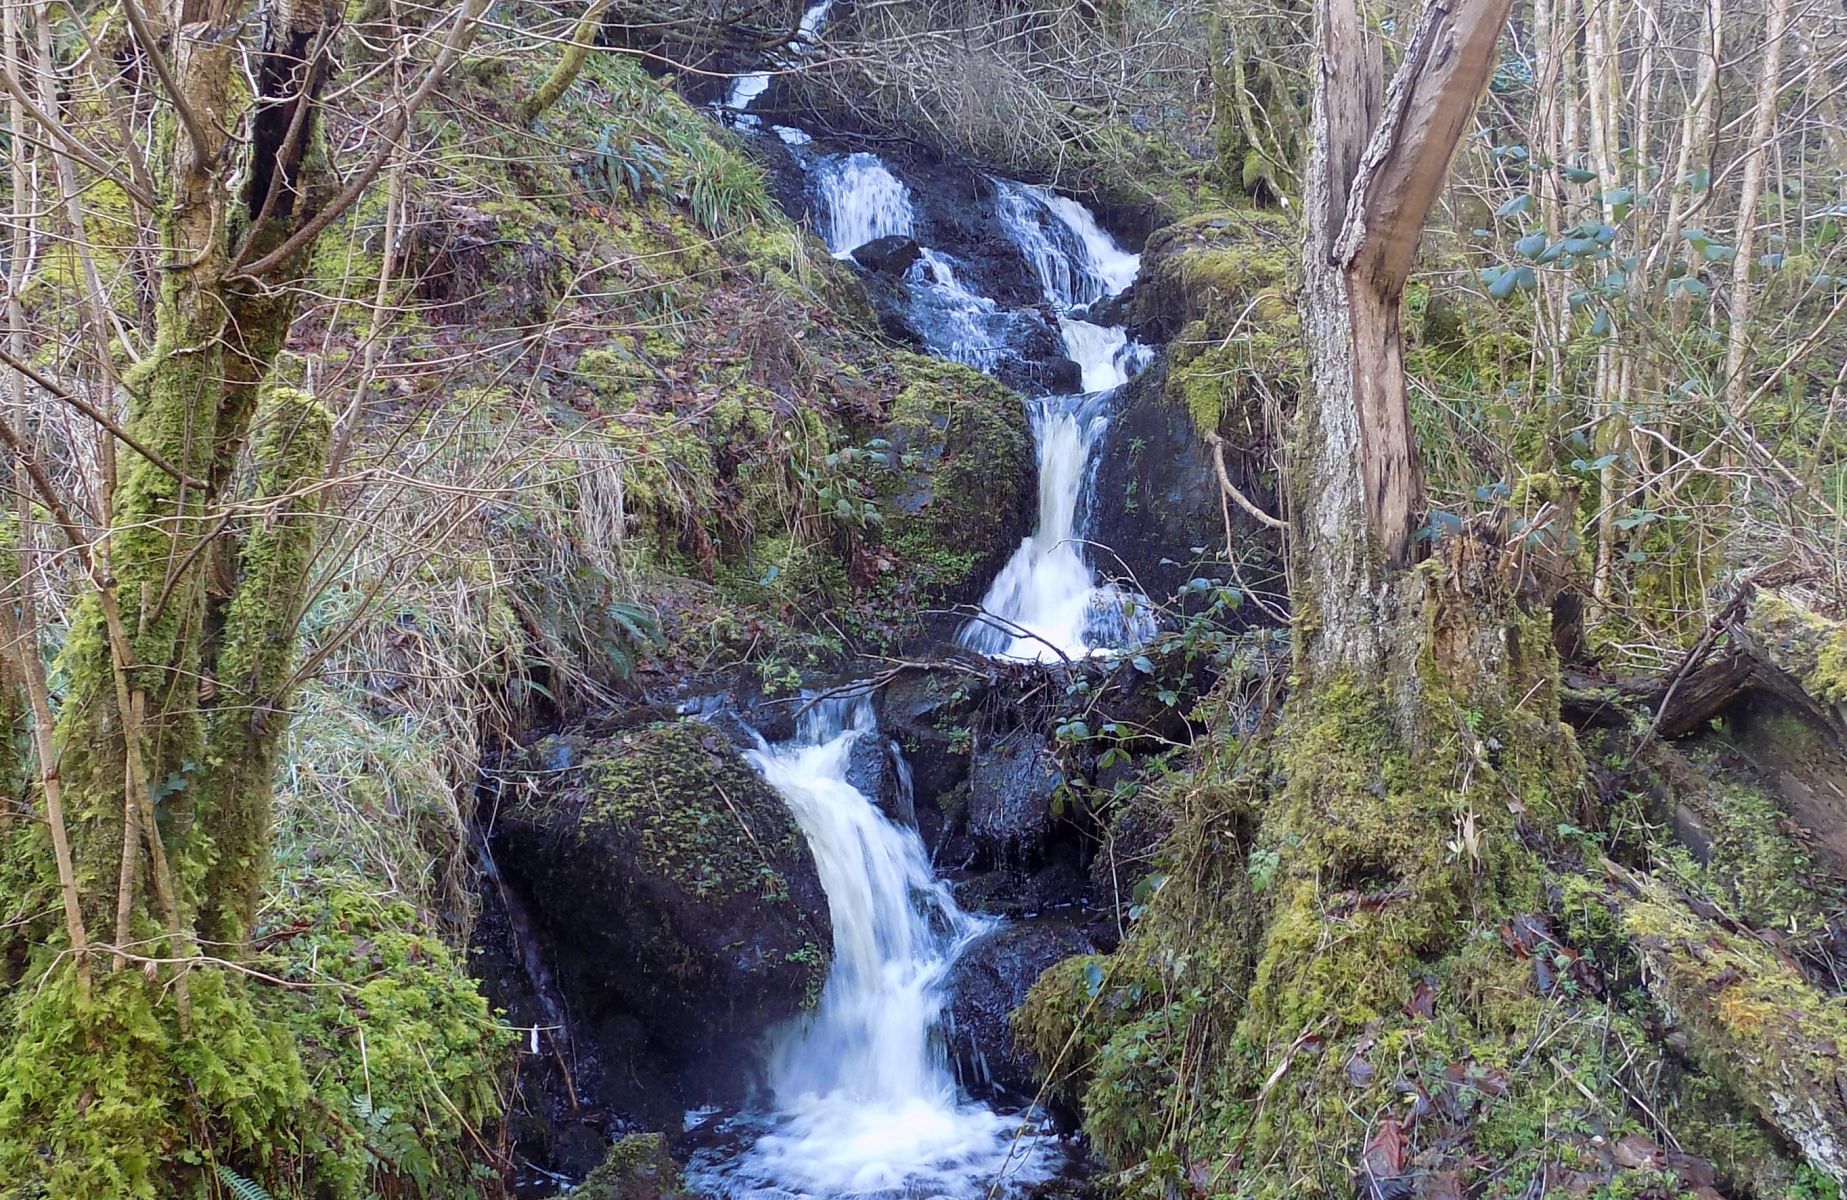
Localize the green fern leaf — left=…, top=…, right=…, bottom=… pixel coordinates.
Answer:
left=214, top=1164, right=277, bottom=1200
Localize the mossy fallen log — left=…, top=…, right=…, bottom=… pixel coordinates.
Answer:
left=1613, top=865, right=1847, bottom=1182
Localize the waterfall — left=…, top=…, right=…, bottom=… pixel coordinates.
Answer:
left=960, top=188, right=1155, bottom=661
left=811, top=153, right=916, bottom=257
left=690, top=697, right=1057, bottom=1198
left=994, top=180, right=1140, bottom=309
left=903, top=249, right=1010, bottom=372
left=724, top=0, right=835, bottom=113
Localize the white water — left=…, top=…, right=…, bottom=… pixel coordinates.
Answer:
left=693, top=697, right=1057, bottom=1198
left=725, top=0, right=835, bottom=112
left=812, top=153, right=916, bottom=256
left=904, top=249, right=1010, bottom=372
left=994, top=180, right=1140, bottom=309
left=961, top=188, right=1155, bottom=661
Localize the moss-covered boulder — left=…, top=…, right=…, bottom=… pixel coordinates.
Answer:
left=1124, top=208, right=1294, bottom=344
left=563, top=1133, right=689, bottom=1200
left=490, top=720, right=830, bottom=1108
left=869, top=354, right=1036, bottom=622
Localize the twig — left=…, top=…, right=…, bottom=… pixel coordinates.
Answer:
left=1204, top=430, right=1286, bottom=531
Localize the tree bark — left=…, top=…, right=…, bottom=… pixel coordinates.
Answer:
left=1298, top=0, right=1513, bottom=684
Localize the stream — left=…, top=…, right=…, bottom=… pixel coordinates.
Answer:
left=683, top=29, right=1155, bottom=1200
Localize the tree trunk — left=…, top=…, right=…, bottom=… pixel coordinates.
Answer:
left=1296, top=0, right=1511, bottom=687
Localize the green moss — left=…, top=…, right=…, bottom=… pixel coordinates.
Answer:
left=867, top=354, right=1035, bottom=617
left=566, top=1132, right=686, bottom=1200
left=576, top=722, right=809, bottom=907
left=1748, top=593, right=1847, bottom=706
left=1166, top=320, right=1302, bottom=436
left=1128, top=208, right=1296, bottom=339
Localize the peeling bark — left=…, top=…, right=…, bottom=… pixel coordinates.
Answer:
left=1297, top=0, right=1514, bottom=686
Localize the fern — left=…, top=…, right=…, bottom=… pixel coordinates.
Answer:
left=214, top=1165, right=277, bottom=1200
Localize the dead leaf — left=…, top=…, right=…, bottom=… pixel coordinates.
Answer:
left=1611, top=1133, right=1664, bottom=1171
left=1363, top=1115, right=1407, bottom=1178
left=1405, top=979, right=1438, bottom=1020
left=1417, top=1170, right=1465, bottom=1200
left=1348, top=1054, right=1378, bottom=1089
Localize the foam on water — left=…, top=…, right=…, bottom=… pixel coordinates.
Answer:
left=811, top=153, right=916, bottom=256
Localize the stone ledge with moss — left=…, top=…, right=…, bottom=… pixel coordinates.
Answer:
left=863, top=354, right=1037, bottom=631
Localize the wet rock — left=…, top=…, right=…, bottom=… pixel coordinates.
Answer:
left=944, top=921, right=1096, bottom=1101
left=851, top=234, right=924, bottom=276
left=490, top=721, right=831, bottom=1109
left=968, top=730, right=1064, bottom=864
left=844, top=731, right=917, bottom=828
left=952, top=854, right=1088, bottom=919
left=1087, top=352, right=1284, bottom=608
left=877, top=670, right=977, bottom=807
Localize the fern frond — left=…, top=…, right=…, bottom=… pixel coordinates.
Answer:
left=214, top=1164, right=277, bottom=1200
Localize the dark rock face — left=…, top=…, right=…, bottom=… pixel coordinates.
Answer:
left=1086, top=356, right=1225, bottom=606
left=489, top=721, right=831, bottom=1116
left=968, top=730, right=1064, bottom=864
left=877, top=669, right=975, bottom=835
left=944, top=921, right=1096, bottom=1101
left=844, top=730, right=917, bottom=828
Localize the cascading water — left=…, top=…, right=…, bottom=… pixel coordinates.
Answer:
left=959, top=183, right=1156, bottom=661
left=811, top=153, right=916, bottom=257
left=694, top=21, right=1157, bottom=1193
left=687, top=698, right=1061, bottom=1198
left=723, top=0, right=835, bottom=114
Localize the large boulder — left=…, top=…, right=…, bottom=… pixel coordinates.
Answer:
left=852, top=235, right=924, bottom=276
left=490, top=720, right=831, bottom=1106
left=944, top=921, right=1097, bottom=1101
left=870, top=355, right=1037, bottom=626
left=1124, top=208, right=1294, bottom=344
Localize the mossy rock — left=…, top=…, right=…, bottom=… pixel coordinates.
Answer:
left=1125, top=208, right=1296, bottom=344
left=563, top=1133, right=688, bottom=1200
left=491, top=721, right=831, bottom=1068
left=869, top=354, right=1036, bottom=620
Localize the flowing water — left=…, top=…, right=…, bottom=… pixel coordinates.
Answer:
left=723, top=0, right=835, bottom=113
left=686, top=698, right=1064, bottom=1198
left=958, top=183, right=1157, bottom=661
left=693, top=25, right=1158, bottom=1197
left=810, top=154, right=916, bottom=257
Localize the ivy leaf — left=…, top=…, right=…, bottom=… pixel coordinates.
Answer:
left=1562, top=165, right=1598, bottom=184
left=1494, top=194, right=1535, bottom=219
left=1514, top=231, right=1548, bottom=258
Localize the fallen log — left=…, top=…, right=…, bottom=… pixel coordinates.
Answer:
left=1609, top=864, right=1847, bottom=1183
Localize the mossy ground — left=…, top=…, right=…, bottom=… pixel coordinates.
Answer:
left=1017, top=551, right=1822, bottom=1198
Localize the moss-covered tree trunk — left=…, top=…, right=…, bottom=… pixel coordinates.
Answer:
left=0, top=0, right=351, bottom=1191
